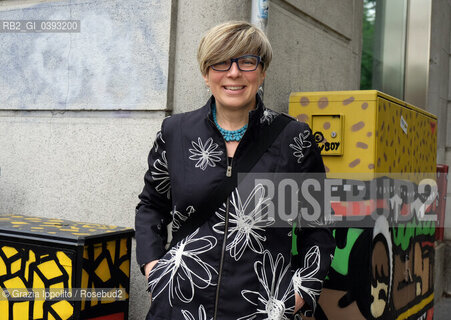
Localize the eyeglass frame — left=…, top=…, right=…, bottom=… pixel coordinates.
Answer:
left=210, top=54, right=263, bottom=72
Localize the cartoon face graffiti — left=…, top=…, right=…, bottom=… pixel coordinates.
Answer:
left=370, top=237, right=390, bottom=318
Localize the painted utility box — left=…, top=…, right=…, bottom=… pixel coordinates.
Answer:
left=289, top=90, right=437, bottom=320
left=0, top=215, right=134, bottom=320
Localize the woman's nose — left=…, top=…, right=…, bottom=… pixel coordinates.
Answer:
left=227, top=61, right=241, bottom=77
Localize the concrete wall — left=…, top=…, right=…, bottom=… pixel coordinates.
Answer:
left=435, top=242, right=446, bottom=302
left=428, top=0, right=451, bottom=241
left=264, top=0, right=362, bottom=112
left=0, top=0, right=363, bottom=319
left=443, top=0, right=451, bottom=242
left=428, top=0, right=451, bottom=302
left=0, top=0, right=172, bottom=110
left=429, top=0, right=450, bottom=165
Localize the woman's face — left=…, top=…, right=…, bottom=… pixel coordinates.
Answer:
left=203, top=56, right=266, bottom=112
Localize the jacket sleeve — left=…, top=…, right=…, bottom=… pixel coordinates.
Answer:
left=289, top=123, right=336, bottom=317
left=135, top=121, right=173, bottom=273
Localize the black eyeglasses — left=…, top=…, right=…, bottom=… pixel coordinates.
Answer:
left=210, top=55, right=262, bottom=72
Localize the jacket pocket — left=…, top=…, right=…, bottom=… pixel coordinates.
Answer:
left=147, top=258, right=164, bottom=297
left=146, top=255, right=174, bottom=319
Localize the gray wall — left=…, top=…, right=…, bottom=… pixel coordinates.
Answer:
left=428, top=0, right=451, bottom=301
left=428, top=0, right=451, bottom=242
left=264, top=0, right=362, bottom=112
left=0, top=0, right=363, bottom=318
left=0, top=0, right=172, bottom=110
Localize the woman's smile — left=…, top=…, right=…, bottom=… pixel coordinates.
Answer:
left=223, top=85, right=246, bottom=94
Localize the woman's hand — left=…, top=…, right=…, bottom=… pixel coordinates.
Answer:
left=294, top=293, right=305, bottom=314
left=144, top=260, right=159, bottom=279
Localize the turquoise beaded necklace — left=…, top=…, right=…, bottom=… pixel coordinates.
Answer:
left=212, top=104, right=248, bottom=142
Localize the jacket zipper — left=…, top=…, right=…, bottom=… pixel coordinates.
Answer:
left=213, top=194, right=230, bottom=319
left=226, top=164, right=232, bottom=177
left=207, top=115, right=239, bottom=318
left=208, top=116, right=234, bottom=177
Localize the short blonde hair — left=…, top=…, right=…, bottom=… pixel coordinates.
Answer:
left=197, top=21, right=273, bottom=76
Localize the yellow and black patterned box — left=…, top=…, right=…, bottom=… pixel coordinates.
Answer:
left=0, top=214, right=134, bottom=320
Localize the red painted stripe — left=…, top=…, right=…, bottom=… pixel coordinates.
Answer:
left=331, top=199, right=388, bottom=216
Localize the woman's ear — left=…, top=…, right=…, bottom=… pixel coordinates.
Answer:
left=203, top=73, right=210, bottom=87
left=259, top=70, right=266, bottom=86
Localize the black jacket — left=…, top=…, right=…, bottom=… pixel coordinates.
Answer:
left=135, top=95, right=335, bottom=319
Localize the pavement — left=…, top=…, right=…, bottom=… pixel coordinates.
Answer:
left=434, top=297, right=451, bottom=319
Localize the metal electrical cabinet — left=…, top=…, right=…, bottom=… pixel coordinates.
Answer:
left=289, top=90, right=437, bottom=320
left=0, top=215, right=134, bottom=320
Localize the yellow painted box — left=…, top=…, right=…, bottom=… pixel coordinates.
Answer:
left=0, top=215, right=134, bottom=320
left=289, top=90, right=437, bottom=179
left=289, top=91, right=437, bottom=320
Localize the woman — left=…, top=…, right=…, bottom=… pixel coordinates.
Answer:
left=135, top=21, right=335, bottom=320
